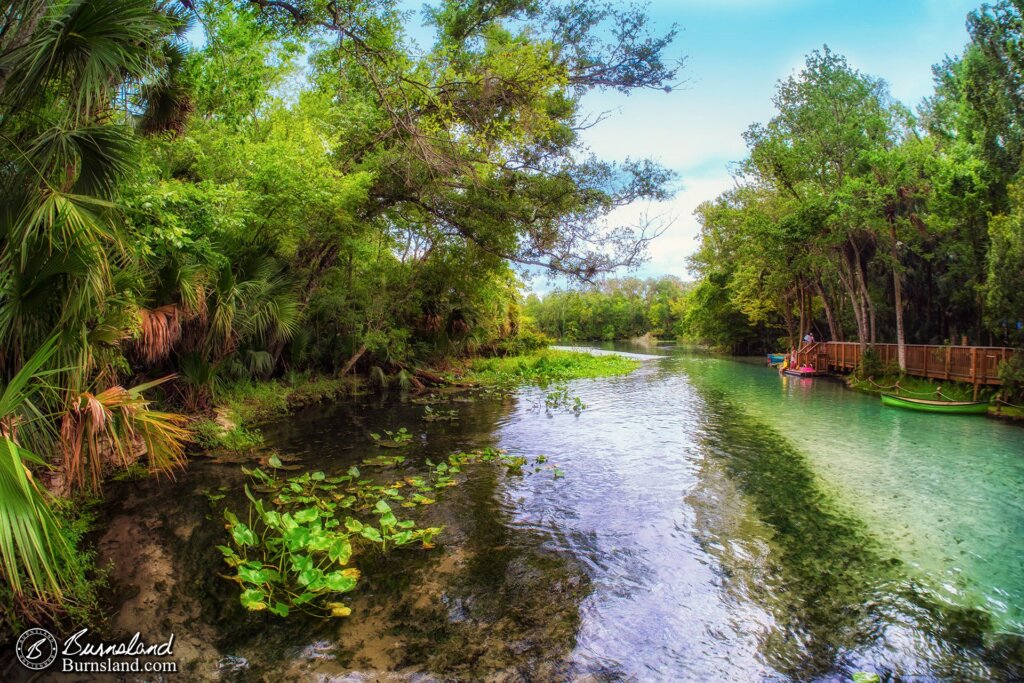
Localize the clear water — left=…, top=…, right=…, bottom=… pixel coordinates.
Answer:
left=498, top=344, right=1024, bottom=680
left=71, top=343, right=1024, bottom=681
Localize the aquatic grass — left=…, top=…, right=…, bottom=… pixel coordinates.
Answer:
left=692, top=383, right=1015, bottom=680
left=466, top=350, right=639, bottom=387
left=193, top=375, right=362, bottom=453
left=216, top=375, right=360, bottom=426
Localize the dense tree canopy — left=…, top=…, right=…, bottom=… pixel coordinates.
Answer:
left=686, top=3, right=1024, bottom=360
left=0, top=0, right=680, bottom=625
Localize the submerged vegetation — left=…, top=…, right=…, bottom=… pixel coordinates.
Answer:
left=691, top=382, right=1016, bottom=680
left=466, top=350, right=640, bottom=386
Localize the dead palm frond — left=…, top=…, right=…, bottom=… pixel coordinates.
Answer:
left=60, top=376, right=188, bottom=492
left=134, top=304, right=183, bottom=364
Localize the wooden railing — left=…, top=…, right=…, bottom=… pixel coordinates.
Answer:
left=795, top=342, right=1017, bottom=386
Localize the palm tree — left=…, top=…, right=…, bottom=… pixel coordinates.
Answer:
left=0, top=1, right=194, bottom=618
left=0, top=0, right=192, bottom=389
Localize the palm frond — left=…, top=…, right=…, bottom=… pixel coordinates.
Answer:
left=0, top=437, right=70, bottom=597
left=0, top=336, right=70, bottom=598
left=25, top=124, right=135, bottom=198
left=1, top=0, right=175, bottom=116
left=60, top=376, right=189, bottom=492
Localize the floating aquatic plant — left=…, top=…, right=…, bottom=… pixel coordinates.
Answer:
left=219, top=464, right=441, bottom=619
left=543, top=386, right=586, bottom=414
left=369, top=427, right=413, bottom=448
left=217, top=446, right=562, bottom=619
left=423, top=406, right=459, bottom=422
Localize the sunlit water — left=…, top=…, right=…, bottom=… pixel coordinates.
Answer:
left=496, top=344, right=1024, bottom=680
left=46, top=343, right=1024, bottom=682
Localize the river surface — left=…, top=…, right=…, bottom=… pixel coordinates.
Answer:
left=44, top=344, right=1024, bottom=681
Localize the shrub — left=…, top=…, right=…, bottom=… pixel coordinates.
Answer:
left=856, top=346, right=883, bottom=379
left=494, top=329, right=551, bottom=356
left=998, top=351, right=1024, bottom=403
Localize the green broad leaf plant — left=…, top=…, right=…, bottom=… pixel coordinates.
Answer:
left=217, top=447, right=558, bottom=618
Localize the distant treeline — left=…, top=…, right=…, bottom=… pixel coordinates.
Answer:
left=525, top=277, right=691, bottom=342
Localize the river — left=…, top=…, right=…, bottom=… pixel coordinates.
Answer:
left=78, top=344, right=1024, bottom=681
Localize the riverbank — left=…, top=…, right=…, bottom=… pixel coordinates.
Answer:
left=194, top=350, right=642, bottom=452
left=843, top=373, right=1024, bottom=422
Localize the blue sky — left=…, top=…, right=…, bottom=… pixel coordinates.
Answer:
left=563, top=0, right=982, bottom=283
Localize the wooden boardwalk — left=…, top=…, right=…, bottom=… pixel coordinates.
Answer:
left=794, top=341, right=1017, bottom=386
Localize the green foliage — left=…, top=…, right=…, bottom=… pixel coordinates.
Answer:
left=493, top=328, right=551, bottom=356
left=856, top=347, right=884, bottom=380
left=848, top=374, right=984, bottom=402
left=526, top=277, right=690, bottom=342
left=219, top=425, right=265, bottom=452
left=369, top=428, right=413, bottom=448
left=220, top=446, right=554, bottom=618
left=219, top=467, right=438, bottom=618
left=685, top=24, right=1024, bottom=352
left=852, top=672, right=881, bottom=683
left=997, top=352, right=1024, bottom=403
left=985, top=181, right=1024, bottom=344
left=467, top=350, right=640, bottom=386
left=0, top=0, right=679, bottom=632
left=191, top=418, right=264, bottom=451
left=422, top=406, right=458, bottom=422
left=544, top=386, right=586, bottom=415
left=0, top=497, right=104, bottom=642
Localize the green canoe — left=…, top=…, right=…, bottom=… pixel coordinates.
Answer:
left=880, top=393, right=989, bottom=415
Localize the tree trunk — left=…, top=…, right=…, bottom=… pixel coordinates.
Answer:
left=852, top=249, right=876, bottom=344
left=797, top=282, right=806, bottom=344
left=815, top=279, right=839, bottom=341
left=0, top=1, right=48, bottom=99
left=340, top=344, right=367, bottom=375
left=888, top=217, right=906, bottom=372
left=838, top=248, right=869, bottom=352
left=781, top=292, right=796, bottom=350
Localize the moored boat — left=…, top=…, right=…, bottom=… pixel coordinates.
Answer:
left=880, top=393, right=989, bottom=415
left=767, top=353, right=785, bottom=365
left=783, top=366, right=820, bottom=377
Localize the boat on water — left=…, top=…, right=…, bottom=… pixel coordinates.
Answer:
left=880, top=393, right=989, bottom=415
left=782, top=365, right=820, bottom=377
left=767, top=353, right=785, bottom=365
